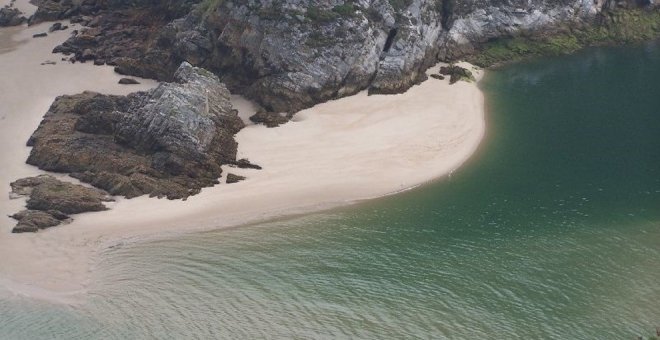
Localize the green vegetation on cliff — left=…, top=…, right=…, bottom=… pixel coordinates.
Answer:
left=469, top=9, right=660, bottom=67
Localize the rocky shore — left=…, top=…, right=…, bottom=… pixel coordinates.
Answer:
left=4, top=0, right=660, bottom=232
left=23, top=0, right=660, bottom=115
left=7, top=62, right=250, bottom=231
left=25, top=62, right=245, bottom=201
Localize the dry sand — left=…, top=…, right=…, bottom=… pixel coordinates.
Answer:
left=0, top=16, right=486, bottom=303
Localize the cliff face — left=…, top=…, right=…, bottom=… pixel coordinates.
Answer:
left=180, top=0, right=605, bottom=111
left=38, top=0, right=658, bottom=112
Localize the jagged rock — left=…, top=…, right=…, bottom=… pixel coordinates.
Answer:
left=118, top=77, right=139, bottom=84
left=0, top=7, right=25, bottom=26
left=430, top=74, right=446, bottom=80
left=439, top=65, right=475, bottom=84
left=249, top=111, right=290, bottom=128
left=26, top=62, right=245, bottom=200
left=226, top=173, right=245, bottom=184
left=234, top=159, right=262, bottom=170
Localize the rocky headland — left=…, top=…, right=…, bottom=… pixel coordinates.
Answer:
left=5, top=0, right=660, bottom=232
left=24, top=0, right=660, bottom=114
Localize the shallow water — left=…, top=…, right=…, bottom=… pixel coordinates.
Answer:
left=1, top=43, right=659, bottom=339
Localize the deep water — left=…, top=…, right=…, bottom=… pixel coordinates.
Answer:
left=1, top=42, right=659, bottom=339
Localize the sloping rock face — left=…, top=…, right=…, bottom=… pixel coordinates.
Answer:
left=9, top=175, right=113, bottom=233
left=38, top=0, right=659, bottom=113
left=26, top=62, right=245, bottom=200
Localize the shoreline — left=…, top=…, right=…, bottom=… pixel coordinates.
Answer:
left=0, top=18, right=486, bottom=303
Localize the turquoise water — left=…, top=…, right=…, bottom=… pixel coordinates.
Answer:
left=2, top=43, right=659, bottom=339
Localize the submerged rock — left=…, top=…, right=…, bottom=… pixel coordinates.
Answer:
left=26, top=62, right=247, bottom=200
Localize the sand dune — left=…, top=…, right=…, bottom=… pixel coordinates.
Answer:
left=0, top=19, right=485, bottom=303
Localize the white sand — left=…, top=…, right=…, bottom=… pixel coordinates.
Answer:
left=0, top=17, right=486, bottom=303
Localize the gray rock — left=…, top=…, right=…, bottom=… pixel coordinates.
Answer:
left=0, top=7, right=25, bottom=27
left=26, top=62, right=246, bottom=200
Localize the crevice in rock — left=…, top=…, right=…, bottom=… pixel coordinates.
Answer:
left=383, top=28, right=398, bottom=53
left=441, top=0, right=455, bottom=30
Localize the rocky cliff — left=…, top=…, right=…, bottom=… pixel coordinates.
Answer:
left=37, top=0, right=660, bottom=114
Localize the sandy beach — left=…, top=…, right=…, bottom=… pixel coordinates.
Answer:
left=0, top=15, right=485, bottom=303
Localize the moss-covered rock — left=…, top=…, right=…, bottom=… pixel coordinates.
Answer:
left=468, top=9, right=660, bottom=67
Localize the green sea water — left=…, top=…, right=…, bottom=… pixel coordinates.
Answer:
left=1, top=43, right=659, bottom=339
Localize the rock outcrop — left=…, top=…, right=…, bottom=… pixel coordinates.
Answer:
left=439, top=64, right=475, bottom=84
left=0, top=5, right=26, bottom=26
left=249, top=111, right=291, bottom=128
left=25, top=62, right=246, bottom=200
left=37, top=0, right=660, bottom=115
left=9, top=175, right=113, bottom=233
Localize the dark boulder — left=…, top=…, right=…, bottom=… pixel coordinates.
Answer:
left=234, top=159, right=262, bottom=170
left=48, top=22, right=67, bottom=32
left=226, top=173, right=245, bottom=184
left=118, top=77, right=140, bottom=84
left=249, top=111, right=291, bottom=128
left=439, top=65, right=476, bottom=84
